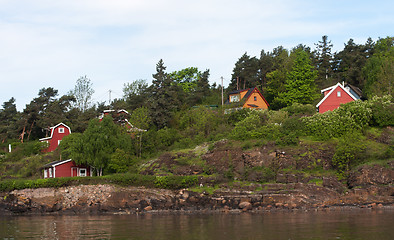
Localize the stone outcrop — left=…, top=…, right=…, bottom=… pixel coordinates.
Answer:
left=1, top=182, right=393, bottom=215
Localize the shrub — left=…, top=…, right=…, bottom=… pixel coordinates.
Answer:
left=282, top=102, right=316, bottom=116
left=302, top=100, right=373, bottom=139
left=230, top=111, right=267, bottom=140
left=332, top=132, right=367, bottom=178
left=369, top=95, right=394, bottom=127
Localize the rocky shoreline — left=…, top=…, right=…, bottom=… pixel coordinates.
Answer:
left=1, top=181, right=393, bottom=215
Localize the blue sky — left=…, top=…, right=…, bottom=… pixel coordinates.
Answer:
left=0, top=0, right=393, bottom=110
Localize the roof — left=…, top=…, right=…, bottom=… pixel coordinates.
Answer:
left=39, top=123, right=71, bottom=141
left=228, top=87, right=270, bottom=107
left=346, top=84, right=362, bottom=98
left=316, top=82, right=358, bottom=108
left=43, top=159, right=72, bottom=168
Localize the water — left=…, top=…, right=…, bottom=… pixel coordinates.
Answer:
left=1, top=210, right=393, bottom=239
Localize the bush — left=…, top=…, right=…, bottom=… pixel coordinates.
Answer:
left=332, top=132, right=366, bottom=178
left=369, top=95, right=394, bottom=127
left=302, top=100, right=373, bottom=139
left=231, top=111, right=267, bottom=140
left=282, top=103, right=316, bottom=116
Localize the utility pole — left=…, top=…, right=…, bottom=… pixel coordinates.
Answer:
left=108, top=90, right=112, bottom=105
left=221, top=76, right=224, bottom=106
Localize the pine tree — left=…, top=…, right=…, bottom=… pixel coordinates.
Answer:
left=315, top=35, right=334, bottom=88
left=149, top=59, right=181, bottom=129
left=276, top=49, right=319, bottom=106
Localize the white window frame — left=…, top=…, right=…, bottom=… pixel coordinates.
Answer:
left=79, top=168, right=87, bottom=177
left=58, top=127, right=65, bottom=133
left=337, top=91, right=341, bottom=97
left=49, top=168, right=53, bottom=178
left=230, top=95, right=240, bottom=103
left=44, top=169, right=48, bottom=178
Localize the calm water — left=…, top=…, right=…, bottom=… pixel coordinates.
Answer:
left=1, top=210, right=393, bottom=239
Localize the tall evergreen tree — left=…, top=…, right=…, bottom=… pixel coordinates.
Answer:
left=229, top=53, right=261, bottom=90
left=276, top=49, right=319, bottom=107
left=149, top=59, right=181, bottom=129
left=315, top=35, right=334, bottom=88
left=264, top=47, right=291, bottom=109
left=0, top=97, right=20, bottom=142
left=334, top=38, right=369, bottom=88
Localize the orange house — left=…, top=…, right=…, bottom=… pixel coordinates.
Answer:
left=227, top=87, right=269, bottom=110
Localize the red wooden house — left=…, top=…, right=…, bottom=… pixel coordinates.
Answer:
left=227, top=87, right=270, bottom=110
left=43, top=159, right=92, bottom=178
left=316, top=82, right=362, bottom=113
left=39, top=123, right=71, bottom=152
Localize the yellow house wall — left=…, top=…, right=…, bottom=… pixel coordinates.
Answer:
left=243, top=91, right=268, bottom=109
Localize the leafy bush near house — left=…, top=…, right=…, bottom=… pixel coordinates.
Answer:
left=369, top=95, right=394, bottom=127
left=282, top=102, right=316, bottom=116
left=302, top=100, right=373, bottom=139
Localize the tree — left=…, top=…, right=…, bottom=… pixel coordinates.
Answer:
left=72, top=75, right=94, bottom=112
left=123, top=79, right=149, bottom=110
left=315, top=35, right=334, bottom=88
left=0, top=97, right=20, bottom=141
left=259, top=50, right=274, bottom=89
left=60, top=116, right=133, bottom=176
left=229, top=53, right=261, bottom=90
left=148, top=59, right=181, bottom=129
left=276, top=49, right=319, bottom=107
left=21, top=87, right=59, bottom=141
left=363, top=37, right=393, bottom=98
left=334, top=38, right=370, bottom=88
left=169, top=67, right=202, bottom=93
left=264, top=47, right=292, bottom=109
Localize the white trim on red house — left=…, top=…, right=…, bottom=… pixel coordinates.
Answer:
left=51, top=159, right=73, bottom=167
left=39, top=123, right=71, bottom=141
left=316, top=82, right=358, bottom=108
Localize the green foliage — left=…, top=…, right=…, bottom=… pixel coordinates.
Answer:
left=302, top=100, right=373, bottom=139
left=178, top=107, right=220, bottom=137
left=282, top=102, right=316, bottom=116
left=60, top=116, right=134, bottom=175
left=230, top=111, right=267, bottom=140
left=108, top=149, right=138, bottom=173
left=129, top=107, right=151, bottom=130
left=156, top=127, right=182, bottom=148
left=170, top=67, right=201, bottom=93
left=363, top=37, right=393, bottom=98
left=332, top=132, right=366, bottom=178
left=276, top=49, right=319, bottom=107
left=369, top=95, right=394, bottom=127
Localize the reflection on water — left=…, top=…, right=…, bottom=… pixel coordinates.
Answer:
left=1, top=210, right=393, bottom=239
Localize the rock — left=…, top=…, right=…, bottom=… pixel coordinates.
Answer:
left=144, top=206, right=152, bottom=211
left=239, top=201, right=252, bottom=210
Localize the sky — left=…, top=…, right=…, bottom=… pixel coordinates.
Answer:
left=0, top=0, right=393, bottom=111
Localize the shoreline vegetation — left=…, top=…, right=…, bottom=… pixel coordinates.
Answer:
left=0, top=36, right=393, bottom=215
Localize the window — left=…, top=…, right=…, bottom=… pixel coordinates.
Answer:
left=254, top=96, right=257, bottom=101
left=230, top=95, right=240, bottom=102
left=44, top=169, right=48, bottom=178
left=58, top=127, right=65, bottom=133
left=49, top=168, right=53, bottom=178
left=79, top=168, right=87, bottom=177
left=337, top=91, right=341, bottom=97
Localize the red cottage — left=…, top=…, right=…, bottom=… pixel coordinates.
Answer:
left=39, top=123, right=71, bottom=152
left=316, top=82, right=362, bottom=113
left=43, top=159, right=92, bottom=178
